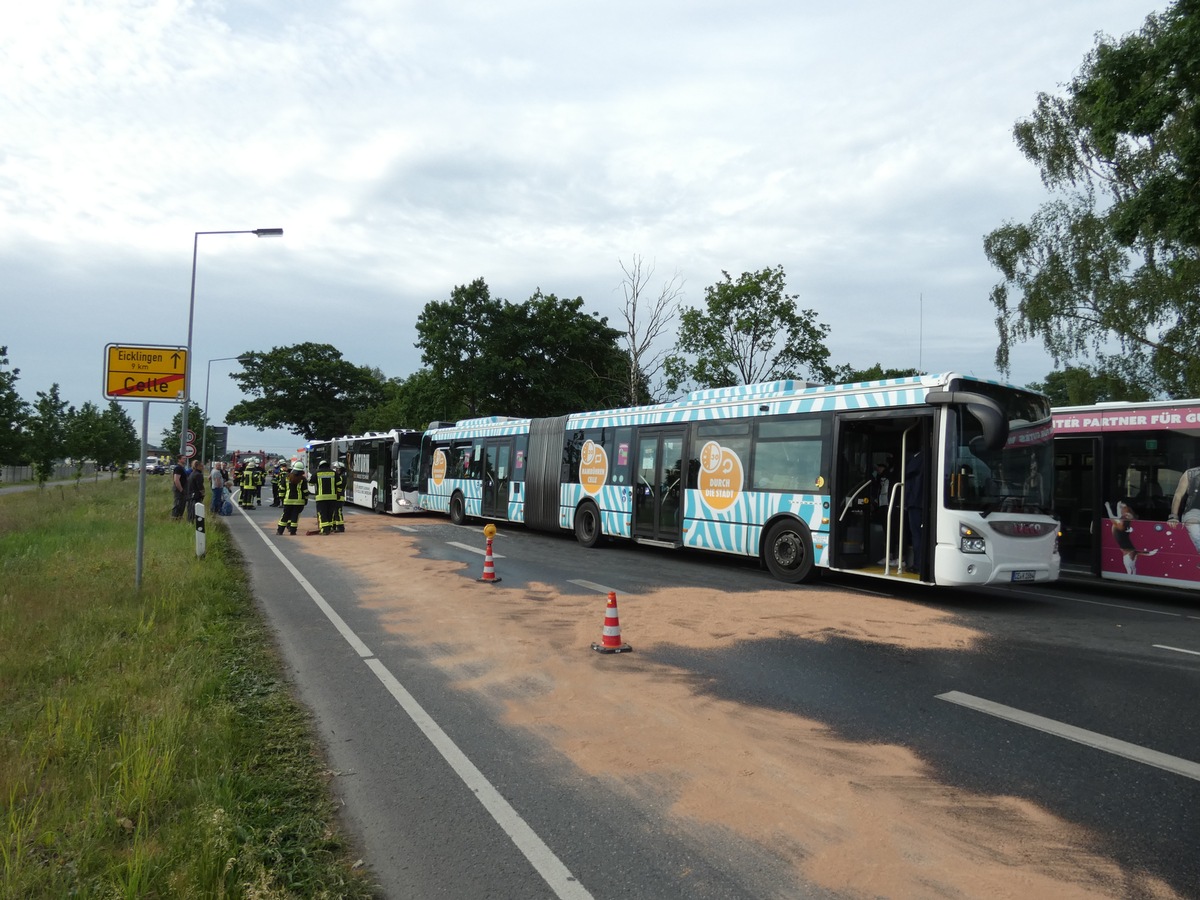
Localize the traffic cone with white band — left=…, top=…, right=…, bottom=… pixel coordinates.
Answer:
left=591, top=591, right=632, bottom=653
left=478, top=523, right=501, bottom=583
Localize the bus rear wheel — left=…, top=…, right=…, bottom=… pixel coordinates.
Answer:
left=574, top=501, right=601, bottom=548
left=449, top=493, right=466, bottom=526
left=763, top=519, right=816, bottom=583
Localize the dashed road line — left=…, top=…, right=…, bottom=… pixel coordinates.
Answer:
left=569, top=579, right=617, bottom=594
left=448, top=540, right=505, bottom=558
left=1153, top=644, right=1200, bottom=657
left=937, top=690, right=1200, bottom=783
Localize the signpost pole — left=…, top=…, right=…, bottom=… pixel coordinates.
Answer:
left=136, top=400, right=148, bottom=590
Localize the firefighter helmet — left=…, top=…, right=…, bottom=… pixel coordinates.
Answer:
left=291, top=461, right=306, bottom=472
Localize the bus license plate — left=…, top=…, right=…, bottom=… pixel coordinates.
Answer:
left=1011, top=570, right=1036, bottom=582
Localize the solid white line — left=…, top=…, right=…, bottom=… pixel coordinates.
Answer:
left=239, top=511, right=590, bottom=899
left=937, top=690, right=1200, bottom=782
left=393, top=525, right=419, bottom=533
left=568, top=579, right=616, bottom=594
left=366, top=659, right=592, bottom=899
left=448, top=540, right=505, bottom=558
left=1153, top=644, right=1200, bottom=657
left=244, top=509, right=373, bottom=658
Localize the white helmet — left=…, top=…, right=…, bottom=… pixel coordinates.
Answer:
left=291, top=461, right=306, bottom=472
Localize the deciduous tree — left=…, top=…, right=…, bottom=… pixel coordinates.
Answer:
left=0, top=345, right=30, bottom=465
left=226, top=343, right=387, bottom=441
left=985, top=0, right=1200, bottom=397
left=663, top=266, right=834, bottom=393
left=1026, top=366, right=1151, bottom=406
left=27, top=384, right=68, bottom=486
left=415, top=281, right=629, bottom=419
left=617, top=255, right=683, bottom=404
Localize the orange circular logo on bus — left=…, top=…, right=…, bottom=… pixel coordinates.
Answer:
left=579, top=440, right=608, bottom=495
left=431, top=449, right=447, bottom=486
left=698, top=440, right=743, bottom=511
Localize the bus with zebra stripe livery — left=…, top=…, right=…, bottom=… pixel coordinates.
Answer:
left=418, top=373, right=1060, bottom=586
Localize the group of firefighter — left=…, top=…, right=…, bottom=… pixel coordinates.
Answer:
left=232, top=458, right=348, bottom=536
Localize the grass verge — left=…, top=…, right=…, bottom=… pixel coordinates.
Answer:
left=0, top=478, right=378, bottom=898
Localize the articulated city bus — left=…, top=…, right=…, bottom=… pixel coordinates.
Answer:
left=307, top=430, right=423, bottom=514
left=1053, top=399, right=1200, bottom=590
left=418, top=373, right=1061, bottom=586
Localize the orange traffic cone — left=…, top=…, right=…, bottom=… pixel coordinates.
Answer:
left=478, top=535, right=501, bottom=583
left=591, top=591, right=632, bottom=653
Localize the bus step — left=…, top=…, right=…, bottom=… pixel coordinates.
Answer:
left=635, top=538, right=682, bottom=549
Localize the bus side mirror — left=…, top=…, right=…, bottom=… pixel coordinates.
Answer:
left=926, top=390, right=1010, bottom=452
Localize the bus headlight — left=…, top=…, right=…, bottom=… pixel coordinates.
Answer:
left=960, top=524, right=987, bottom=554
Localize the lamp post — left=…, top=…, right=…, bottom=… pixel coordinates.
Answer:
left=180, top=228, right=283, bottom=459
left=201, top=355, right=249, bottom=465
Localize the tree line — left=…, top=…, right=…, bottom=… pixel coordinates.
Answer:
left=0, top=346, right=140, bottom=484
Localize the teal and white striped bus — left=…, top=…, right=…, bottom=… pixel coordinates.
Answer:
left=418, top=373, right=1060, bottom=586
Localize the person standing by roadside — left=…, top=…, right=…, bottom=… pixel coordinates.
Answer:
left=238, top=461, right=259, bottom=509
left=270, top=460, right=285, bottom=507
left=171, top=455, right=187, bottom=520
left=333, top=461, right=348, bottom=533
left=210, top=462, right=225, bottom=515
left=186, top=462, right=206, bottom=522
left=312, top=459, right=338, bottom=535
left=277, top=461, right=310, bottom=535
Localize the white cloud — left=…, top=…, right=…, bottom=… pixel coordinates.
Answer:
left=0, top=0, right=1160, bottom=449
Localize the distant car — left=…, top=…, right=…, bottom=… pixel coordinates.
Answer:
left=144, top=457, right=165, bottom=475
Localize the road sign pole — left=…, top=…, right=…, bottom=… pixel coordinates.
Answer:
left=136, top=401, right=148, bottom=590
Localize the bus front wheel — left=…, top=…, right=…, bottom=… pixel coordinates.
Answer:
left=574, top=501, right=602, bottom=548
left=449, top=493, right=466, bottom=526
left=763, top=519, right=816, bottom=583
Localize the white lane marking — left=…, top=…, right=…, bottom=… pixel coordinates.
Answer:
left=243, top=508, right=372, bottom=658
left=1064, top=597, right=1180, bottom=616
left=448, top=540, right=505, bottom=558
left=569, top=579, right=617, bottom=594
left=393, top=525, right=419, bottom=533
left=366, top=659, right=592, bottom=899
left=240, top=512, right=590, bottom=899
left=937, top=690, right=1200, bottom=783
left=1154, top=644, right=1200, bottom=657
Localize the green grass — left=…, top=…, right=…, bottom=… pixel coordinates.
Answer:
left=0, top=478, right=378, bottom=898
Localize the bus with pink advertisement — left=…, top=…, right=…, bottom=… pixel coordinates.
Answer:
left=1052, top=399, right=1200, bottom=590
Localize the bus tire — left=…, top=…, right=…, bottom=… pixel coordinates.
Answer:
left=574, top=500, right=602, bottom=548
left=763, top=518, right=816, bottom=583
left=449, top=492, right=466, bottom=526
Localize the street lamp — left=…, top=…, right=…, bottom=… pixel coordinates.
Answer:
left=180, top=228, right=283, bottom=459
left=201, top=355, right=250, bottom=465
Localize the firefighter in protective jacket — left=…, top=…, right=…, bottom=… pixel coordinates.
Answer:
left=313, top=459, right=339, bottom=535
left=277, top=461, right=310, bottom=535
left=333, top=461, right=348, bottom=532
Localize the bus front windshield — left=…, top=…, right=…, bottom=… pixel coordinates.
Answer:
left=945, top=384, right=1055, bottom=516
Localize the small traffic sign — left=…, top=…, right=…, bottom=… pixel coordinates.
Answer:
left=185, top=429, right=196, bottom=442
left=104, top=343, right=188, bottom=401
left=184, top=443, right=197, bottom=459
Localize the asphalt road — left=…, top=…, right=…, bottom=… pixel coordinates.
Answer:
left=223, top=503, right=1200, bottom=899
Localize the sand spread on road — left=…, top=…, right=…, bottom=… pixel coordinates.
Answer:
left=297, top=515, right=1177, bottom=899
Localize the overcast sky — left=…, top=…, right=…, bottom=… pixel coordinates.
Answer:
left=1, top=0, right=1159, bottom=457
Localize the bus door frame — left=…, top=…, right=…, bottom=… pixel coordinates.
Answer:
left=1052, top=436, right=1100, bottom=575
left=480, top=438, right=514, bottom=520
left=830, top=410, right=933, bottom=577
left=632, top=426, right=687, bottom=545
